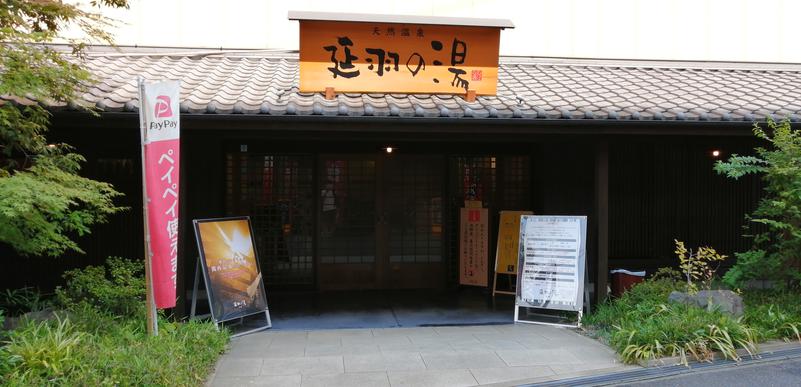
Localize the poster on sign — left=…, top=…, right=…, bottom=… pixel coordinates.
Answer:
left=193, top=217, right=270, bottom=324
left=515, top=216, right=587, bottom=322
left=138, top=79, right=180, bottom=313
left=459, top=207, right=489, bottom=287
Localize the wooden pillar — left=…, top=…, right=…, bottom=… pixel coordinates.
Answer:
left=595, top=141, right=609, bottom=302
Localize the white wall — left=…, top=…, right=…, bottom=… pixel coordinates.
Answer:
left=86, top=0, right=800, bottom=62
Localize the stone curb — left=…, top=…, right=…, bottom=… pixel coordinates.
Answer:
left=480, top=365, right=636, bottom=387
left=479, top=340, right=801, bottom=387
left=643, top=339, right=801, bottom=367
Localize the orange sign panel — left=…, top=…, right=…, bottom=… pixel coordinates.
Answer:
left=299, top=21, right=500, bottom=95
left=495, top=210, right=533, bottom=275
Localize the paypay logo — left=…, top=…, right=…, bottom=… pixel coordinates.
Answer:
left=154, top=95, right=173, bottom=118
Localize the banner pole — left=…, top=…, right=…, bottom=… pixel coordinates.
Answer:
left=138, top=77, right=159, bottom=336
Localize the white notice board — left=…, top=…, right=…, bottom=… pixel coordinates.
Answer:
left=516, top=216, right=587, bottom=316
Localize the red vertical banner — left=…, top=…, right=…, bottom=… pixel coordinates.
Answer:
left=139, top=80, right=180, bottom=309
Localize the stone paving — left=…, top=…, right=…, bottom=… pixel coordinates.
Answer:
left=207, top=323, right=637, bottom=387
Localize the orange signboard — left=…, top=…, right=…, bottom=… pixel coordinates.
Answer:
left=299, top=20, right=501, bottom=95
left=495, top=210, right=533, bottom=275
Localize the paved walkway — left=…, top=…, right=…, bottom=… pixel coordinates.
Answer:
left=207, top=324, right=636, bottom=386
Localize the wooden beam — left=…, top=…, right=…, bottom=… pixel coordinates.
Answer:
left=465, top=89, right=476, bottom=102
left=325, top=87, right=336, bottom=100
left=595, top=140, right=609, bottom=302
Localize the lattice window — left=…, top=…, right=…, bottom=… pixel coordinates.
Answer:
left=386, top=157, right=444, bottom=263
left=318, top=159, right=377, bottom=264
left=225, top=153, right=314, bottom=287
left=447, top=156, right=530, bottom=285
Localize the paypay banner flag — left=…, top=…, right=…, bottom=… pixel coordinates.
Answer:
left=139, top=79, right=180, bottom=309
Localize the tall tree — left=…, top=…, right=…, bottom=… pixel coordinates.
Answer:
left=0, top=0, right=129, bottom=256
left=715, top=119, right=801, bottom=288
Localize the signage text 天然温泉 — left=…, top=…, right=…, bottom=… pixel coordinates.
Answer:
left=299, top=21, right=500, bottom=95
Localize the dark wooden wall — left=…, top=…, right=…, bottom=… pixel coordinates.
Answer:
left=607, top=138, right=761, bottom=274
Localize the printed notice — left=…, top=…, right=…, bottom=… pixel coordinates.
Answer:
left=459, top=207, right=489, bottom=287
left=516, top=216, right=586, bottom=312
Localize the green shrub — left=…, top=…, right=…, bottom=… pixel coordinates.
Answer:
left=584, top=278, right=679, bottom=334
left=0, top=287, right=51, bottom=317
left=1, top=308, right=229, bottom=386
left=612, top=304, right=757, bottom=365
left=0, top=310, right=11, bottom=377
left=0, top=345, right=14, bottom=384
left=742, top=289, right=801, bottom=343
left=585, top=278, right=758, bottom=365
left=57, top=257, right=145, bottom=317
left=651, top=267, right=683, bottom=282
left=2, top=317, right=85, bottom=385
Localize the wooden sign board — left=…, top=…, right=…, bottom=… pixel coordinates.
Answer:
left=298, top=20, right=501, bottom=95
left=459, top=207, right=489, bottom=286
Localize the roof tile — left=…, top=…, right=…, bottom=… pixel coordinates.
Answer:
left=7, top=51, right=801, bottom=123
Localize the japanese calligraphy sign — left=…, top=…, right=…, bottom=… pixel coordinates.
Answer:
left=495, top=211, right=533, bottom=275
left=516, top=216, right=587, bottom=312
left=459, top=207, right=489, bottom=286
left=193, top=217, right=269, bottom=323
left=138, top=79, right=180, bottom=309
left=299, top=20, right=501, bottom=94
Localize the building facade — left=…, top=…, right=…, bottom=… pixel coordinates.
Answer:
left=6, top=45, right=795, bottom=316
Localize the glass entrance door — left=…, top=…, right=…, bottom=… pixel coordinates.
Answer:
left=318, top=156, right=378, bottom=289
left=317, top=155, right=445, bottom=290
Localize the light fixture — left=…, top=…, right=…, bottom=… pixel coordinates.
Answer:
left=711, top=149, right=721, bottom=158
left=384, top=146, right=394, bottom=154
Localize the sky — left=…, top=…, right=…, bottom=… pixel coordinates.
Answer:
left=85, top=0, right=801, bottom=63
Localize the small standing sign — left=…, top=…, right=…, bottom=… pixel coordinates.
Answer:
left=492, top=210, right=532, bottom=296
left=514, top=215, right=587, bottom=328
left=192, top=217, right=271, bottom=336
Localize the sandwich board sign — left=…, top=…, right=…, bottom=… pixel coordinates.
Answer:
left=492, top=210, right=532, bottom=296
left=191, top=217, right=271, bottom=336
left=514, top=215, right=587, bottom=328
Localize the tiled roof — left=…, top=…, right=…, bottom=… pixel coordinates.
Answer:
left=16, top=49, right=801, bottom=122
